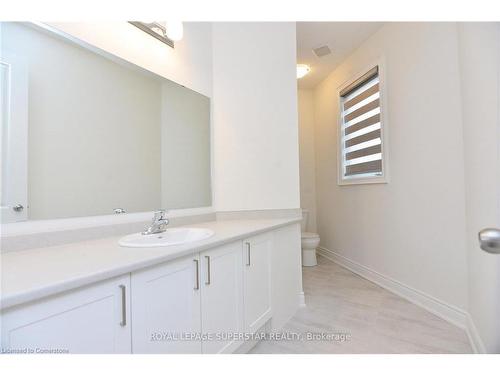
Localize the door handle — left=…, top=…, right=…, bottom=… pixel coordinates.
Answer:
left=245, top=242, right=251, bottom=266
left=119, top=284, right=127, bottom=326
left=13, top=204, right=24, bottom=212
left=478, top=228, right=500, bottom=254
left=205, top=255, right=211, bottom=285
left=193, top=259, right=200, bottom=290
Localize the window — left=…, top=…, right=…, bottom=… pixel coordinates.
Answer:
left=338, top=65, right=387, bottom=184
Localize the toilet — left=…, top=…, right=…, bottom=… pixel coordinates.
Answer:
left=301, top=209, right=320, bottom=267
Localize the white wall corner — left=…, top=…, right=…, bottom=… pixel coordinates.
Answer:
left=466, top=313, right=487, bottom=354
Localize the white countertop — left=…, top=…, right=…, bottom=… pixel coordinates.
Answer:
left=0, top=218, right=300, bottom=310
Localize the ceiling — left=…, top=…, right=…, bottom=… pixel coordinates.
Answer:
left=296, top=22, right=384, bottom=89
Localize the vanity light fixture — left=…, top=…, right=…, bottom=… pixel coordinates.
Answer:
left=297, top=64, right=311, bottom=79
left=165, top=21, right=183, bottom=41
left=129, top=21, right=183, bottom=48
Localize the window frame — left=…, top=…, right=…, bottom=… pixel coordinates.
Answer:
left=337, top=59, right=390, bottom=186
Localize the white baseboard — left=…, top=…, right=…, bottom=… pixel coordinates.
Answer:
left=465, top=313, right=487, bottom=354
left=317, top=247, right=468, bottom=330
left=298, top=291, right=306, bottom=307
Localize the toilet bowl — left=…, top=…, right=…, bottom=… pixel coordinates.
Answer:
left=301, top=209, right=320, bottom=267
left=301, top=232, right=320, bottom=266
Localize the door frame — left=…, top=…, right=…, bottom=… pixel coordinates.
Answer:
left=1, top=48, right=28, bottom=223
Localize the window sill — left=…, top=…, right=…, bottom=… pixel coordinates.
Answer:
left=338, top=176, right=389, bottom=186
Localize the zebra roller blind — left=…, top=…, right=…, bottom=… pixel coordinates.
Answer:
left=340, top=66, right=384, bottom=179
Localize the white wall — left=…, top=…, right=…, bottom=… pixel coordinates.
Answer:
left=46, top=22, right=213, bottom=97
left=298, top=89, right=317, bottom=232
left=313, top=23, right=468, bottom=310
left=212, top=22, right=300, bottom=211
left=458, top=23, right=500, bottom=353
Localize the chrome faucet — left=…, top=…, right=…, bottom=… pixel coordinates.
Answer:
left=142, top=209, right=169, bottom=235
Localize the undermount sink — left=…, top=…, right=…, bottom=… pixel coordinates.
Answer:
left=119, top=227, right=215, bottom=248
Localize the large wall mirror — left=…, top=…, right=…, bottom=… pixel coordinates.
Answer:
left=0, top=22, right=212, bottom=223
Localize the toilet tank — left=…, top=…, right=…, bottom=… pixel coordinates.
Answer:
left=301, top=209, right=309, bottom=232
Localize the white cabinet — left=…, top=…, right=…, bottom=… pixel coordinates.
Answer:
left=130, top=241, right=244, bottom=354
left=131, top=255, right=202, bottom=354
left=0, top=223, right=302, bottom=354
left=200, top=242, right=243, bottom=353
left=0, top=275, right=131, bottom=354
left=243, top=233, right=272, bottom=333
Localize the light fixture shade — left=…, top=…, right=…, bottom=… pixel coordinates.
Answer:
left=129, top=21, right=174, bottom=48
left=165, top=21, right=183, bottom=41
left=297, top=64, right=311, bottom=79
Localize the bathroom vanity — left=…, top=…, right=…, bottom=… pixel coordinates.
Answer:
left=0, top=219, right=302, bottom=354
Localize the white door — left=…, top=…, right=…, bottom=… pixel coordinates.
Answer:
left=243, top=233, right=272, bottom=333
left=0, top=49, right=28, bottom=223
left=200, top=242, right=243, bottom=353
left=0, top=275, right=131, bottom=354
left=131, top=255, right=202, bottom=354
left=458, top=23, right=500, bottom=353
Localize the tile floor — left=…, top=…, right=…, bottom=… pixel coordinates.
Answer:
left=250, top=255, right=472, bottom=354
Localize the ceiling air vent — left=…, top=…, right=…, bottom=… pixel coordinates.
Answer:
left=313, top=45, right=332, bottom=58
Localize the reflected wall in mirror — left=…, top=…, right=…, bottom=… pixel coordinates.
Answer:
left=0, top=22, right=211, bottom=223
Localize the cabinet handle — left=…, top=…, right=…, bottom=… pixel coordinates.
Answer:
left=246, top=242, right=251, bottom=266
left=119, top=284, right=126, bottom=327
left=205, top=255, right=211, bottom=285
left=193, top=259, right=200, bottom=290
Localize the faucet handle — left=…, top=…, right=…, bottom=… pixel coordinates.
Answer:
left=153, top=209, right=167, bottom=221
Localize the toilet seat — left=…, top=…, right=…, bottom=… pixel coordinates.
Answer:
left=301, top=232, right=319, bottom=240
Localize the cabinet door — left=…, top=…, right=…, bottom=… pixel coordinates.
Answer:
left=243, top=232, right=272, bottom=333
left=200, top=242, right=243, bottom=353
left=131, top=255, right=202, bottom=353
left=0, top=275, right=131, bottom=354
left=270, top=223, right=302, bottom=330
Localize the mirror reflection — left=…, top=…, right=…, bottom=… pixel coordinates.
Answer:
left=0, top=22, right=211, bottom=222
